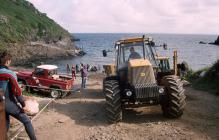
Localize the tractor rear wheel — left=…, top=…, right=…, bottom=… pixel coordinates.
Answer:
left=104, top=80, right=122, bottom=123
left=161, top=75, right=186, bottom=118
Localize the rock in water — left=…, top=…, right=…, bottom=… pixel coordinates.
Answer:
left=209, top=35, right=219, bottom=46
left=214, top=36, right=219, bottom=45
left=199, top=41, right=207, bottom=44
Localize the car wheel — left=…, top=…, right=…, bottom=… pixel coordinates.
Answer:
left=50, top=90, right=61, bottom=98
left=18, top=81, right=27, bottom=92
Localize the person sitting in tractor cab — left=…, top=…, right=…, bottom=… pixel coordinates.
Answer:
left=128, top=47, right=141, bottom=60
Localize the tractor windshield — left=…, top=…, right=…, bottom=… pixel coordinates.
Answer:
left=121, top=42, right=144, bottom=62
left=117, top=40, right=158, bottom=67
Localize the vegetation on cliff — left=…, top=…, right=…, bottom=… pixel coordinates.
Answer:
left=0, top=0, right=70, bottom=50
left=0, top=0, right=77, bottom=65
left=186, top=60, right=219, bottom=94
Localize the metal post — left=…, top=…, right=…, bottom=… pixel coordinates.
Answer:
left=173, top=50, right=178, bottom=75
left=0, top=89, right=6, bottom=140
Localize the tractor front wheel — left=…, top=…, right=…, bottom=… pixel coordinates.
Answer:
left=104, top=80, right=122, bottom=123
left=161, top=75, right=186, bottom=118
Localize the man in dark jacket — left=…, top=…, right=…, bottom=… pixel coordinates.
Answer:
left=0, top=51, right=36, bottom=140
left=80, top=63, right=88, bottom=89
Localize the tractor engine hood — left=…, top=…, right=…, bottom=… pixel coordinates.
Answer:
left=128, top=59, right=156, bottom=85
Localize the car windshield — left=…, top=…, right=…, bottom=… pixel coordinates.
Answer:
left=35, top=68, right=44, bottom=76
left=48, top=69, right=58, bottom=76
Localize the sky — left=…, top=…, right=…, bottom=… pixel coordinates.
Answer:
left=28, top=0, right=219, bottom=34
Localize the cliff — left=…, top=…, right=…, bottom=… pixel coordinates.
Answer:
left=0, top=0, right=76, bottom=65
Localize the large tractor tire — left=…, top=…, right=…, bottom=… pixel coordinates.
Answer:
left=161, top=75, right=186, bottom=118
left=104, top=80, right=122, bottom=123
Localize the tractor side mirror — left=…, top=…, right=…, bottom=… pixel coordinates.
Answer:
left=102, top=50, right=107, bottom=57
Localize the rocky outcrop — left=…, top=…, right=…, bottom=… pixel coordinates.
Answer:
left=0, top=15, right=8, bottom=24
left=9, top=38, right=78, bottom=66
left=199, top=41, right=207, bottom=44
left=209, top=36, right=219, bottom=46
left=0, top=0, right=78, bottom=65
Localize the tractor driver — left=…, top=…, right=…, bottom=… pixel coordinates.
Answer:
left=128, top=47, right=141, bottom=60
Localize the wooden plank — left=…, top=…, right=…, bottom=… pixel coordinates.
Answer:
left=0, top=89, right=6, bottom=140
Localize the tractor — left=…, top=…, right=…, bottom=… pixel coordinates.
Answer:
left=102, top=35, right=186, bottom=123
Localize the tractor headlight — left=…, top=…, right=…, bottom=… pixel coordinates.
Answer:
left=159, top=87, right=164, bottom=93
left=126, top=91, right=132, bottom=96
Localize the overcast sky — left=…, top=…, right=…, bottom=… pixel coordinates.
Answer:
left=28, top=0, right=219, bottom=34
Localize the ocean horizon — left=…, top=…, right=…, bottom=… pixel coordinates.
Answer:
left=47, top=33, right=219, bottom=72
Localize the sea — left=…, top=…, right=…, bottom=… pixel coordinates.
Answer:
left=46, top=33, right=219, bottom=72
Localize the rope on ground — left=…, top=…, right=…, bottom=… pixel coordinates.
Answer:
left=11, top=98, right=55, bottom=140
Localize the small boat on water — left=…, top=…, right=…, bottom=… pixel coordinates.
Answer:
left=75, top=49, right=86, bottom=56
left=78, top=50, right=86, bottom=56
left=71, top=38, right=80, bottom=42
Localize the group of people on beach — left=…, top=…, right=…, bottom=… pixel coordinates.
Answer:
left=67, top=64, right=100, bottom=74
left=66, top=63, right=101, bottom=89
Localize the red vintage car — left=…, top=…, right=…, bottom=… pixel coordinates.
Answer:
left=16, top=65, right=74, bottom=98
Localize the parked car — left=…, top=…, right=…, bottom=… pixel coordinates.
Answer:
left=16, top=65, right=74, bottom=98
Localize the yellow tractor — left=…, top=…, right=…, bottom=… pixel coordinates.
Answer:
left=103, top=35, right=186, bottom=123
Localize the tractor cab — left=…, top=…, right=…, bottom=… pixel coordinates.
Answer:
left=115, top=37, right=157, bottom=69
left=102, top=36, right=173, bottom=77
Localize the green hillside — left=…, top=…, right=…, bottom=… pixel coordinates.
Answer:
left=0, top=0, right=70, bottom=49
left=187, top=60, right=219, bottom=94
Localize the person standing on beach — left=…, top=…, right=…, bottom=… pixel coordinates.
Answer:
left=180, top=61, right=189, bottom=78
left=80, top=64, right=88, bottom=88
left=71, top=64, right=76, bottom=79
left=87, top=64, right=90, bottom=71
left=66, top=64, right=70, bottom=74
left=76, top=64, right=79, bottom=73
left=0, top=51, right=37, bottom=140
